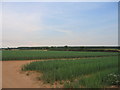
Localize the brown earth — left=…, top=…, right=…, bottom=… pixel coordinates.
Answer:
left=2, top=60, right=60, bottom=88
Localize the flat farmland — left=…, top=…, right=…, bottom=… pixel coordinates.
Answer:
left=2, top=50, right=119, bottom=88
left=22, top=56, right=119, bottom=88
left=2, top=50, right=118, bottom=60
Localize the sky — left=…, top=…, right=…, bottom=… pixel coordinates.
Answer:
left=1, top=2, right=118, bottom=47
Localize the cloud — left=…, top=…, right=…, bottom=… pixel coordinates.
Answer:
left=3, top=11, right=43, bottom=32
left=2, top=10, right=44, bottom=47
left=2, top=2, right=118, bottom=47
left=54, top=29, right=73, bottom=35
left=2, top=9, right=73, bottom=48
left=56, top=29, right=71, bottom=33
left=43, top=25, right=73, bottom=35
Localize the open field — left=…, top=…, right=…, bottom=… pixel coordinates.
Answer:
left=2, top=1, right=119, bottom=88
left=2, top=50, right=118, bottom=60
left=22, top=56, right=119, bottom=88
left=2, top=50, right=119, bottom=88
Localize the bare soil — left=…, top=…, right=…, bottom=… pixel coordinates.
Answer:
left=2, top=60, right=58, bottom=88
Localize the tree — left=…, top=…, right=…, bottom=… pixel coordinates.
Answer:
left=64, top=45, right=68, bottom=48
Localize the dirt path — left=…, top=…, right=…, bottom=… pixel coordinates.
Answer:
left=2, top=60, right=52, bottom=88
left=2, top=56, right=114, bottom=88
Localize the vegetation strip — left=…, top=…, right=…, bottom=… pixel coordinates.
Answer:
left=2, top=55, right=118, bottom=61
left=22, top=56, right=119, bottom=88
left=2, top=50, right=118, bottom=60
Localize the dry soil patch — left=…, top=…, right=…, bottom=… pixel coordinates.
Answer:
left=2, top=60, right=52, bottom=88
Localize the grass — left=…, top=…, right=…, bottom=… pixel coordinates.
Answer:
left=22, top=56, right=119, bottom=88
left=2, top=50, right=118, bottom=60
left=0, top=50, right=2, bottom=61
left=2, top=50, right=119, bottom=87
left=63, top=68, right=118, bottom=88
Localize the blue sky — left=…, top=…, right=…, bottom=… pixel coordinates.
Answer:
left=2, top=2, right=118, bottom=47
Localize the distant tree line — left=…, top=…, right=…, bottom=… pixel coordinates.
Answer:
left=1, top=46, right=120, bottom=52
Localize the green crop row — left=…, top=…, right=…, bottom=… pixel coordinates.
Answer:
left=22, top=56, right=119, bottom=88
left=64, top=68, right=118, bottom=88
left=2, top=50, right=118, bottom=60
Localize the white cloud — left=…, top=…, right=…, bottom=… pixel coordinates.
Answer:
left=2, top=10, right=44, bottom=47
left=38, top=25, right=74, bottom=35
left=2, top=4, right=66, bottom=48
left=54, top=29, right=73, bottom=35
left=3, top=11, right=43, bottom=32
left=2, top=2, right=118, bottom=47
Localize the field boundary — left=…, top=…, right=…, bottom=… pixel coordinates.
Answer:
left=2, top=55, right=118, bottom=61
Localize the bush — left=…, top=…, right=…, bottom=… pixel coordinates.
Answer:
left=103, top=73, right=120, bottom=86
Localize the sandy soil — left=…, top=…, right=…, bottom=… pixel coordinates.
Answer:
left=2, top=60, right=54, bottom=88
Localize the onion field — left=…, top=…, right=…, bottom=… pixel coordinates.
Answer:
left=2, top=50, right=118, bottom=61
left=2, top=50, right=119, bottom=88
left=22, top=56, right=119, bottom=88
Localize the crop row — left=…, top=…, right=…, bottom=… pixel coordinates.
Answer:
left=2, top=50, right=118, bottom=60
left=22, top=56, right=119, bottom=88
